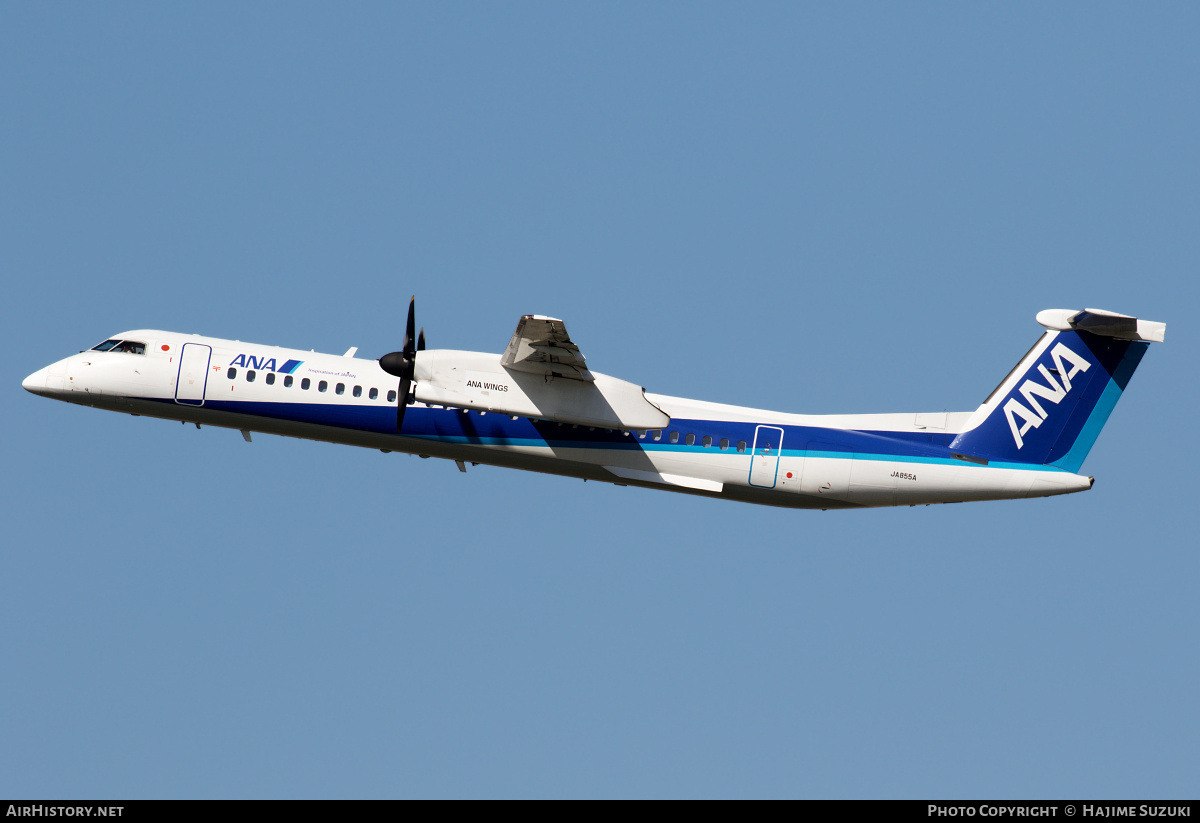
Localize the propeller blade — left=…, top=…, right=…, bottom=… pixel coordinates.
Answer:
left=403, top=296, right=416, bottom=356
left=380, top=296, right=419, bottom=431
left=396, top=374, right=411, bottom=431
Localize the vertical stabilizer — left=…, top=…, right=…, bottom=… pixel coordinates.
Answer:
left=948, top=309, right=1163, bottom=472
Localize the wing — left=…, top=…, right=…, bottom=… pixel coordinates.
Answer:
left=500, top=315, right=594, bottom=381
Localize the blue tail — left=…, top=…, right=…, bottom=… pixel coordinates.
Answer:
left=949, top=310, right=1164, bottom=472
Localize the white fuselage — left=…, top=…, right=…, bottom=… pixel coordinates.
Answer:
left=22, top=330, right=1093, bottom=509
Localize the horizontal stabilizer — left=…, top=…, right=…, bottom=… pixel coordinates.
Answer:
left=1036, top=308, right=1165, bottom=343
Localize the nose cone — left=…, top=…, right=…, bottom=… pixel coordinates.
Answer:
left=24, top=354, right=76, bottom=399
left=23, top=366, right=50, bottom=396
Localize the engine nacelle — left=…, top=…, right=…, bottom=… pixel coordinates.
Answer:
left=413, top=350, right=669, bottom=430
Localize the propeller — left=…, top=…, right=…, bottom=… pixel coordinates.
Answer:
left=379, top=296, right=422, bottom=431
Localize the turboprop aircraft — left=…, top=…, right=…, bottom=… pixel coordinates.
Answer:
left=22, top=303, right=1164, bottom=509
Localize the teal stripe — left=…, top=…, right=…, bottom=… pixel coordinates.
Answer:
left=803, top=450, right=1068, bottom=473
left=406, top=435, right=1072, bottom=473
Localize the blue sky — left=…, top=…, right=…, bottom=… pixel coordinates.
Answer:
left=2, top=3, right=1197, bottom=798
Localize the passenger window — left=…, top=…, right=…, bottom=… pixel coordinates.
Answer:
left=301, top=378, right=311, bottom=390
left=653, top=430, right=662, bottom=441
left=703, top=435, right=712, bottom=447
left=720, top=438, right=729, bottom=451
left=369, top=387, right=378, bottom=400
left=284, top=375, right=293, bottom=388
left=353, top=385, right=362, bottom=398
left=319, top=381, right=328, bottom=392
left=638, top=431, right=646, bottom=439
left=685, top=433, right=696, bottom=446
left=387, top=390, right=397, bottom=402
left=247, top=370, right=256, bottom=383
left=336, top=383, right=345, bottom=395
left=669, top=431, right=679, bottom=444
left=227, top=367, right=237, bottom=379
left=737, top=441, right=747, bottom=453
left=265, top=373, right=275, bottom=385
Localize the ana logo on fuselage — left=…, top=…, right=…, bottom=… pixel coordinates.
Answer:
left=229, top=354, right=304, bottom=374
left=1003, top=341, right=1091, bottom=449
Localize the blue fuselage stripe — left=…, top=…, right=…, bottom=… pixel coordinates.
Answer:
left=146, top=397, right=1071, bottom=473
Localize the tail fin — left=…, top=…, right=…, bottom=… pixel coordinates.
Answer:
left=949, top=309, right=1165, bottom=472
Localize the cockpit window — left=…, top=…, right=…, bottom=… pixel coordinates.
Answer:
left=89, top=339, right=145, bottom=355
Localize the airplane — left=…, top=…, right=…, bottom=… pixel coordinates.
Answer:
left=22, top=303, right=1165, bottom=510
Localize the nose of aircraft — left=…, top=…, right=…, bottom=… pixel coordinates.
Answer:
left=23, top=365, right=50, bottom=395
left=25, top=355, right=90, bottom=400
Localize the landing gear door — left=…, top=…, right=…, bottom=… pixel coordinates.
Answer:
left=749, top=425, right=784, bottom=488
left=175, top=343, right=212, bottom=406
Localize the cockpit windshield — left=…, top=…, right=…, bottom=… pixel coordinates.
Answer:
left=90, top=339, right=145, bottom=355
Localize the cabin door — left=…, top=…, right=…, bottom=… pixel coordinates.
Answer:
left=175, top=343, right=212, bottom=406
left=748, top=425, right=785, bottom=488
